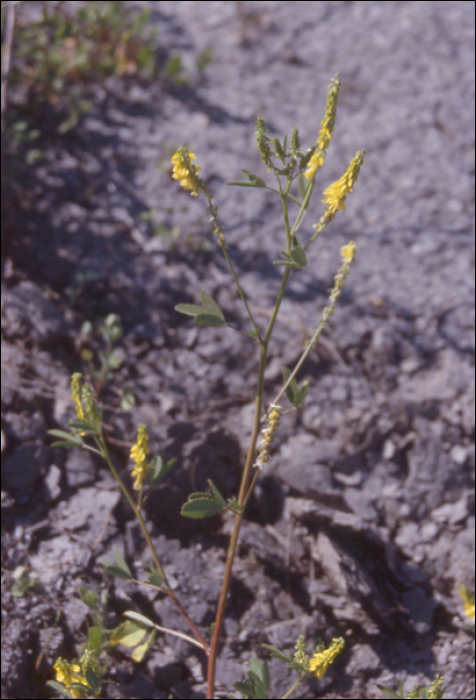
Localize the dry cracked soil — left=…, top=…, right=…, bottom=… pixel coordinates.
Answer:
left=1, top=2, right=475, bottom=698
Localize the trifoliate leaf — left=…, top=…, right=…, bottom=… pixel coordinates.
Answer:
left=147, top=565, right=164, bottom=590
left=176, top=292, right=225, bottom=326
left=149, top=456, right=176, bottom=486
left=110, top=620, right=147, bottom=648
left=103, top=550, right=132, bottom=580
left=290, top=246, right=307, bottom=267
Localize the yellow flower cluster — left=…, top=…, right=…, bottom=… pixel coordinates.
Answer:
left=255, top=404, right=282, bottom=469
left=304, top=150, right=324, bottom=180
left=340, top=240, right=357, bottom=266
left=317, top=75, right=340, bottom=152
left=325, top=240, right=357, bottom=313
left=53, top=650, right=99, bottom=699
left=130, top=423, right=150, bottom=490
left=309, top=637, right=344, bottom=679
left=171, top=148, right=203, bottom=197
left=71, top=373, right=86, bottom=423
left=304, top=75, right=341, bottom=180
left=460, top=584, right=475, bottom=621
left=322, top=151, right=365, bottom=214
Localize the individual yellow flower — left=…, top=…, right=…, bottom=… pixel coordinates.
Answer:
left=171, top=148, right=203, bottom=196
left=340, top=241, right=357, bottom=266
left=304, top=150, right=324, bottom=180
left=309, top=637, right=344, bottom=679
left=322, top=151, right=365, bottom=214
left=53, top=658, right=88, bottom=699
left=460, top=585, right=475, bottom=620
left=130, top=423, right=150, bottom=490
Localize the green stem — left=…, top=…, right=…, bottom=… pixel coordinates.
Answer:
left=206, top=173, right=314, bottom=698
left=206, top=342, right=267, bottom=698
left=290, top=178, right=314, bottom=240
left=273, top=273, right=342, bottom=406
left=304, top=208, right=334, bottom=251
left=207, top=262, right=294, bottom=697
left=281, top=677, right=302, bottom=700
left=220, top=240, right=261, bottom=338
left=205, top=190, right=261, bottom=338
left=98, top=435, right=210, bottom=653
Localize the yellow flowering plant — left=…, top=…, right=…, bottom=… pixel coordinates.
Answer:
left=49, top=75, right=368, bottom=699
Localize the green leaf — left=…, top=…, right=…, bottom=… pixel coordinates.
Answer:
left=132, top=629, right=156, bottom=662
left=247, top=674, right=269, bottom=699
left=196, top=46, right=214, bottom=72
left=147, top=565, right=164, bottom=589
left=149, top=456, right=176, bottom=486
left=227, top=180, right=267, bottom=188
left=48, top=429, right=83, bottom=446
left=110, top=620, right=147, bottom=648
left=284, top=192, right=303, bottom=206
left=88, top=626, right=102, bottom=655
left=104, top=564, right=133, bottom=580
left=79, top=587, right=100, bottom=609
left=103, top=550, right=132, bottom=580
left=123, top=610, right=156, bottom=628
left=376, top=684, right=404, bottom=700
left=226, top=497, right=243, bottom=514
left=273, top=248, right=306, bottom=268
left=84, top=667, right=102, bottom=695
left=175, top=303, right=204, bottom=317
left=249, top=658, right=270, bottom=692
left=195, top=313, right=226, bottom=326
left=282, top=367, right=308, bottom=408
left=282, top=367, right=298, bottom=405
left=105, top=349, right=123, bottom=370
left=290, top=246, right=307, bottom=267
left=295, top=381, right=309, bottom=407
left=244, top=328, right=260, bottom=341
left=176, top=292, right=225, bottom=326
left=120, top=386, right=136, bottom=410
left=208, top=480, right=227, bottom=507
left=298, top=171, right=312, bottom=201
left=234, top=680, right=256, bottom=698
left=47, top=680, right=75, bottom=698
left=181, top=497, right=226, bottom=519
left=68, top=420, right=97, bottom=434
left=240, top=169, right=267, bottom=187
left=200, top=291, right=225, bottom=320
left=51, top=440, right=83, bottom=448
left=261, top=643, right=292, bottom=663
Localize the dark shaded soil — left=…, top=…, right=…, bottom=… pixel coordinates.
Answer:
left=1, top=2, right=474, bottom=699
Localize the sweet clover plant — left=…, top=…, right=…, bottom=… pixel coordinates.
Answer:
left=47, top=75, right=456, bottom=699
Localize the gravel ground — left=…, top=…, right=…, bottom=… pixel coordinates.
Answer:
left=1, top=2, right=475, bottom=698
